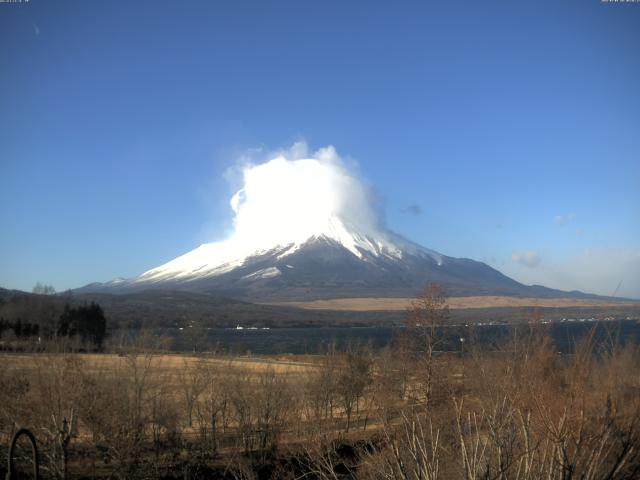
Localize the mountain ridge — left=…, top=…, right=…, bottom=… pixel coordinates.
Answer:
left=76, top=222, right=612, bottom=301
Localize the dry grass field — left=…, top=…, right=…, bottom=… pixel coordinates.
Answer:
left=2, top=319, right=640, bottom=479
left=0, top=348, right=403, bottom=478
left=271, top=295, right=640, bottom=311
left=0, top=351, right=320, bottom=374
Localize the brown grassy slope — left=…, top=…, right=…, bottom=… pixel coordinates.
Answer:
left=269, top=295, right=640, bottom=311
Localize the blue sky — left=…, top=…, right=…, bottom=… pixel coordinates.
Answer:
left=1, top=0, right=639, bottom=297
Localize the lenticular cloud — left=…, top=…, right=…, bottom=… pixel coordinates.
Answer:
left=228, top=142, right=381, bottom=248
left=137, top=143, right=396, bottom=282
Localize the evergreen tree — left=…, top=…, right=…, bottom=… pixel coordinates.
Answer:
left=57, top=302, right=107, bottom=349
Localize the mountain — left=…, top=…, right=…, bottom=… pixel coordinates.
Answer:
left=0, top=286, right=32, bottom=303
left=77, top=216, right=599, bottom=301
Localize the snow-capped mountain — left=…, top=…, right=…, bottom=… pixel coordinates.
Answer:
left=77, top=147, right=597, bottom=301
left=79, top=215, right=573, bottom=300
left=137, top=215, right=442, bottom=284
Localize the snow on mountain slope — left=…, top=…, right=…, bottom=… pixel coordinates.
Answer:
left=134, top=215, right=443, bottom=286
left=132, top=144, right=428, bottom=285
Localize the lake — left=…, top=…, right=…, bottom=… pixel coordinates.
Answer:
left=165, top=319, right=640, bottom=355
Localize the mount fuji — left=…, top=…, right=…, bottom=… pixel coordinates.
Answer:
left=77, top=145, right=598, bottom=302
left=78, top=215, right=589, bottom=301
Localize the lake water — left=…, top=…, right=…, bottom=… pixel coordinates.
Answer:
left=166, top=319, right=640, bottom=355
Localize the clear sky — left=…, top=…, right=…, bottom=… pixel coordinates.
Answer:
left=1, top=0, right=639, bottom=298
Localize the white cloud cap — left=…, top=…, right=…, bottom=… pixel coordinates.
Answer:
left=229, top=142, right=380, bottom=249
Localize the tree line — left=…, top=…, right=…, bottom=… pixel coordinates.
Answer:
left=0, top=286, right=107, bottom=349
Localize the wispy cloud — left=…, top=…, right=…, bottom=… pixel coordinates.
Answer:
left=32, top=22, right=40, bottom=36
left=512, top=250, right=541, bottom=268
left=554, top=212, right=576, bottom=226
left=504, top=248, right=640, bottom=299
left=483, top=255, right=497, bottom=265
left=401, top=204, right=422, bottom=216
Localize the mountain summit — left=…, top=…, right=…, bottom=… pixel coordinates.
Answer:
left=78, top=145, right=596, bottom=301
left=139, top=215, right=441, bottom=284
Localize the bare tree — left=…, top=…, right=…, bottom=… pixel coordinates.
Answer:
left=253, top=367, right=293, bottom=455
left=29, top=355, right=83, bottom=479
left=194, top=359, right=231, bottom=452
left=178, top=357, right=208, bottom=428
left=33, top=282, right=56, bottom=295
left=406, top=283, right=449, bottom=406
left=336, top=343, right=373, bottom=432
left=304, top=344, right=339, bottom=433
